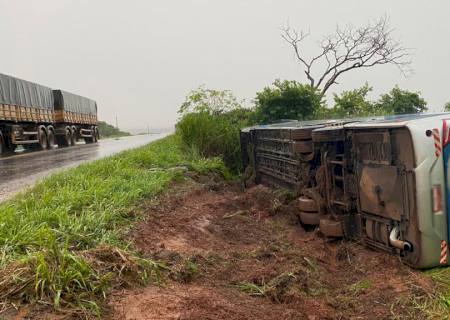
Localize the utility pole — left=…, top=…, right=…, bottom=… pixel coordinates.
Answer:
left=115, top=116, right=118, bottom=129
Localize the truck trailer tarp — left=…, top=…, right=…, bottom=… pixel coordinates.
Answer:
left=53, top=90, right=97, bottom=115
left=0, top=73, right=54, bottom=110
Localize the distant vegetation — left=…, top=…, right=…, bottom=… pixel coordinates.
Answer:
left=97, top=121, right=130, bottom=138
left=176, top=82, right=428, bottom=174
left=444, top=102, right=450, bottom=112
left=255, top=80, right=428, bottom=122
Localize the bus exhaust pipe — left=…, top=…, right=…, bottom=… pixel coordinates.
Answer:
left=389, top=227, right=413, bottom=252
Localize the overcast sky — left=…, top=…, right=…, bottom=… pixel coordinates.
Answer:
left=0, top=0, right=449, bottom=131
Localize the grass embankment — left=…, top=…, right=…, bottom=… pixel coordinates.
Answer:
left=0, top=135, right=227, bottom=315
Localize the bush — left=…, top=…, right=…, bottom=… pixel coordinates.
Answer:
left=254, top=79, right=325, bottom=123
left=176, top=87, right=254, bottom=173
left=376, top=86, right=427, bottom=114
left=331, top=84, right=382, bottom=117
left=176, top=110, right=251, bottom=173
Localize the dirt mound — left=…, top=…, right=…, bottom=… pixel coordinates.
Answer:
left=110, top=181, right=433, bottom=319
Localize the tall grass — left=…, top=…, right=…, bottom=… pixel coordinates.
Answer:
left=0, top=134, right=227, bottom=313
left=176, top=109, right=253, bottom=173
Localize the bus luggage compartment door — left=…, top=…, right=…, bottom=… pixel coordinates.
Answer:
left=354, top=130, right=412, bottom=252
left=358, top=164, right=405, bottom=221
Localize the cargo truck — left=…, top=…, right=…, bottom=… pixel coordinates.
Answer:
left=241, top=113, right=450, bottom=268
left=0, top=73, right=98, bottom=155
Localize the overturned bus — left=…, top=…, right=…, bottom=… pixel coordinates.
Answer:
left=240, top=114, right=450, bottom=268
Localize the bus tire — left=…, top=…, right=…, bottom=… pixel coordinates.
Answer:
left=319, top=218, right=344, bottom=238
left=298, top=196, right=318, bottom=212
left=299, top=211, right=320, bottom=226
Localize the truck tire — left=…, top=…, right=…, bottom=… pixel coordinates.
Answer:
left=84, top=136, right=94, bottom=144
left=95, top=127, right=100, bottom=141
left=57, top=127, right=72, bottom=147
left=92, top=126, right=98, bottom=143
left=293, top=140, right=313, bottom=154
left=38, top=129, right=48, bottom=150
left=47, top=129, right=55, bottom=149
left=71, top=126, right=77, bottom=146
left=298, top=196, right=318, bottom=212
left=299, top=211, right=320, bottom=225
left=85, top=126, right=96, bottom=144
left=319, top=218, right=344, bottom=238
left=0, top=132, right=4, bottom=156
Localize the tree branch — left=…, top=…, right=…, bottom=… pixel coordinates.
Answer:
left=282, top=16, right=412, bottom=94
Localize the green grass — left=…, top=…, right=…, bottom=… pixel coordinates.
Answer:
left=348, top=279, right=372, bottom=295
left=236, top=281, right=271, bottom=297
left=0, top=134, right=228, bottom=314
left=419, top=268, right=450, bottom=319
left=236, top=271, right=297, bottom=303
left=388, top=268, right=450, bottom=319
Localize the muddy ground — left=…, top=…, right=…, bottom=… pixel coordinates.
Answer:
left=107, top=176, right=435, bottom=320
left=4, top=174, right=439, bottom=319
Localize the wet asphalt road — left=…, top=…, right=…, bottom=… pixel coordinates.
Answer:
left=0, top=133, right=168, bottom=202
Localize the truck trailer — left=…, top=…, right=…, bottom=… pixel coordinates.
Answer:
left=0, top=73, right=98, bottom=154
left=240, top=113, right=450, bottom=268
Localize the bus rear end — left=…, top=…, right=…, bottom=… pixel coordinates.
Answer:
left=349, top=116, right=449, bottom=268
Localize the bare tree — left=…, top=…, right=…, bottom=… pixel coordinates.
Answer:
left=282, top=16, right=411, bottom=95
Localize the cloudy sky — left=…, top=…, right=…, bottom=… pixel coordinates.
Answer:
left=0, top=1, right=448, bottom=131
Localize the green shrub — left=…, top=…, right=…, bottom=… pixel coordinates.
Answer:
left=254, top=79, right=325, bottom=123
left=176, top=109, right=252, bottom=173
left=176, top=87, right=255, bottom=173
